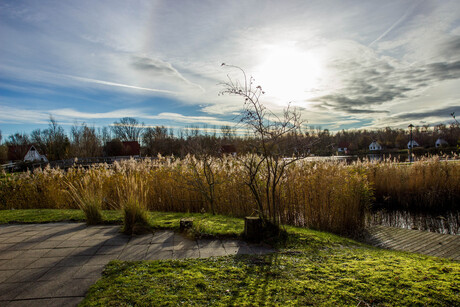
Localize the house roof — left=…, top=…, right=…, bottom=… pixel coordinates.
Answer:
left=221, top=144, right=237, bottom=154
left=122, top=141, right=140, bottom=156
left=338, top=141, right=350, bottom=148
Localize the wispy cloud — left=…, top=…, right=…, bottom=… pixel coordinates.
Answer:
left=67, top=75, right=176, bottom=94
left=49, top=108, right=146, bottom=119
left=1, top=0, right=460, bottom=135
left=145, top=112, right=236, bottom=127
left=368, top=2, right=419, bottom=47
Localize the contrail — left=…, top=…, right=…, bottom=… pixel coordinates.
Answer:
left=369, top=2, right=421, bottom=47
left=67, top=75, right=176, bottom=94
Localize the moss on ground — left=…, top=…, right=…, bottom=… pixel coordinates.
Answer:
left=80, top=244, right=459, bottom=306
left=1, top=209, right=458, bottom=306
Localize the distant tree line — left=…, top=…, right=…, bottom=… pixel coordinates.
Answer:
left=0, top=116, right=459, bottom=163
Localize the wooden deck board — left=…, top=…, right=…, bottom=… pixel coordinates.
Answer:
left=365, top=226, right=459, bottom=260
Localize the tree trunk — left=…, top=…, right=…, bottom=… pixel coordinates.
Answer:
left=180, top=218, right=193, bottom=232
left=244, top=216, right=263, bottom=241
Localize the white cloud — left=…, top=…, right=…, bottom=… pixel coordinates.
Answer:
left=145, top=112, right=236, bottom=127
left=1, top=0, right=459, bottom=133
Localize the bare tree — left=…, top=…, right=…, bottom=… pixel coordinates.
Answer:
left=44, top=117, right=70, bottom=161
left=0, top=129, right=6, bottom=163
left=111, top=117, right=144, bottom=142
left=70, top=123, right=102, bottom=158
left=220, top=64, right=308, bottom=227
left=220, top=125, right=235, bottom=140
left=7, top=132, right=30, bottom=146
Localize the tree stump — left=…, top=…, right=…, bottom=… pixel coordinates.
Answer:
left=244, top=217, right=263, bottom=241
left=180, top=218, right=193, bottom=232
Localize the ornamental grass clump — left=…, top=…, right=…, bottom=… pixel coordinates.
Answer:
left=117, top=172, right=150, bottom=235
left=65, top=172, right=104, bottom=225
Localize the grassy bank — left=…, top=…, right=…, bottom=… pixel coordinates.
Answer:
left=80, top=226, right=459, bottom=306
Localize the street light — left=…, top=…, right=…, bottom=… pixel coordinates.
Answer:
left=408, top=124, right=414, bottom=163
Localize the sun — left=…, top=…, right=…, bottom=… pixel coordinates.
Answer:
left=254, top=45, right=323, bottom=104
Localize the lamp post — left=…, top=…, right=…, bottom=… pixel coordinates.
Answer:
left=408, top=124, right=414, bottom=163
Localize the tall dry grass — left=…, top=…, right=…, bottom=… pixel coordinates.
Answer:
left=365, top=157, right=460, bottom=212
left=117, top=171, right=150, bottom=234
left=2, top=156, right=457, bottom=234
left=65, top=173, right=104, bottom=225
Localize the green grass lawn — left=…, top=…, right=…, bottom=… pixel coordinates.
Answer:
left=0, top=209, right=243, bottom=237
left=1, top=209, right=459, bottom=306
left=80, top=226, right=459, bottom=306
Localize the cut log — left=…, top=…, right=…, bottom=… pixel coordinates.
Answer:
left=244, top=216, right=263, bottom=241
left=180, top=218, right=193, bottom=232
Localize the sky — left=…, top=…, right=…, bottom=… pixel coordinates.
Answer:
left=1, top=0, right=459, bottom=138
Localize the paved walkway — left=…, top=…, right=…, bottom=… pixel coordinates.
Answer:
left=0, top=223, right=275, bottom=306
left=364, top=225, right=460, bottom=261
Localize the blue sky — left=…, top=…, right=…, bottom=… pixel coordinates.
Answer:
left=1, top=0, right=459, bottom=138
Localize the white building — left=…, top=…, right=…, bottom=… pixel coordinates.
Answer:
left=369, top=141, right=382, bottom=151
left=24, top=145, right=48, bottom=162
left=435, top=138, right=448, bottom=148
left=407, top=140, right=420, bottom=149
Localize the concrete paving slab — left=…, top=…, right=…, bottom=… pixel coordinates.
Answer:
left=147, top=242, right=173, bottom=254
left=119, top=244, right=149, bottom=260
left=200, top=247, right=228, bottom=258
left=16, top=278, right=94, bottom=299
left=96, top=244, right=125, bottom=255
left=85, top=254, right=116, bottom=266
left=2, top=236, right=28, bottom=244
left=151, top=231, right=174, bottom=243
left=6, top=297, right=84, bottom=307
left=56, top=239, right=86, bottom=248
left=9, top=242, right=39, bottom=250
left=0, top=243, right=15, bottom=250
left=43, top=247, right=76, bottom=258
left=0, top=282, right=33, bottom=301
left=174, top=249, right=200, bottom=259
left=0, top=258, right=36, bottom=270
left=102, top=237, right=130, bottom=246
left=128, top=234, right=154, bottom=245
left=0, top=250, right=23, bottom=260
left=32, top=240, right=63, bottom=249
left=17, top=249, right=52, bottom=259
left=38, top=266, right=81, bottom=282
left=174, top=239, right=199, bottom=251
left=56, top=255, right=92, bottom=267
left=0, top=269, right=18, bottom=283
left=197, top=239, right=224, bottom=249
left=70, top=246, right=102, bottom=256
left=145, top=250, right=174, bottom=260
left=0, top=223, right=275, bottom=307
left=73, top=265, right=105, bottom=279
left=26, top=257, right=63, bottom=269
left=7, top=268, right=49, bottom=283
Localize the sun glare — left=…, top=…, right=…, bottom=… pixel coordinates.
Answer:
left=254, top=45, right=323, bottom=104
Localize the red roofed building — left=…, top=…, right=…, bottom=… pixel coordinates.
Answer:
left=122, top=141, right=141, bottom=156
